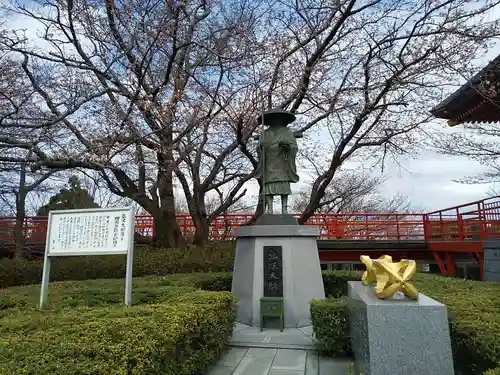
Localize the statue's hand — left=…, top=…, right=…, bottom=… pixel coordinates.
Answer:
left=278, top=141, right=290, bottom=149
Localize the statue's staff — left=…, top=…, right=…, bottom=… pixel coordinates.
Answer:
left=260, top=100, right=266, bottom=210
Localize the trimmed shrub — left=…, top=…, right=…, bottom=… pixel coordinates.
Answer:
left=185, top=270, right=363, bottom=295
left=0, top=275, right=237, bottom=375
left=414, top=274, right=500, bottom=374
left=195, top=272, right=233, bottom=291
left=322, top=270, right=361, bottom=297
left=5, top=258, right=498, bottom=373
left=310, top=297, right=351, bottom=356
left=309, top=270, right=500, bottom=375
left=0, top=243, right=235, bottom=289
left=484, top=368, right=500, bottom=375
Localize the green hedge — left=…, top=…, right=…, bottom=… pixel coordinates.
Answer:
left=416, top=275, right=500, bottom=375
left=308, top=270, right=500, bottom=375
left=0, top=275, right=237, bottom=375
left=307, top=270, right=360, bottom=357
left=322, top=270, right=361, bottom=297
left=190, top=269, right=361, bottom=296
left=310, top=297, right=351, bottom=356
left=195, top=272, right=233, bottom=291
left=0, top=243, right=235, bottom=289
left=484, top=368, right=500, bottom=375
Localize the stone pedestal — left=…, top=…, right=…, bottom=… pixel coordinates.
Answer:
left=231, top=224, right=325, bottom=328
left=484, top=239, right=500, bottom=282
left=348, top=281, right=454, bottom=375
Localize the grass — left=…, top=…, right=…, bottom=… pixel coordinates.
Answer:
left=2, top=265, right=500, bottom=374
left=0, top=272, right=237, bottom=375
left=0, top=244, right=236, bottom=288
left=0, top=272, right=224, bottom=311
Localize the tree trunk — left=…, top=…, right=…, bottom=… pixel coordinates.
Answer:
left=299, top=164, right=342, bottom=224
left=152, top=206, right=185, bottom=248
left=299, top=195, right=324, bottom=225
left=192, top=214, right=210, bottom=246
left=14, top=160, right=28, bottom=259
left=189, top=193, right=210, bottom=246
left=154, top=153, right=185, bottom=248
left=14, top=194, right=26, bottom=259
left=248, top=183, right=265, bottom=224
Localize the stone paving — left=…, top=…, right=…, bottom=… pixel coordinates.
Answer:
left=204, top=322, right=353, bottom=375
left=229, top=322, right=316, bottom=350
left=204, top=347, right=352, bottom=375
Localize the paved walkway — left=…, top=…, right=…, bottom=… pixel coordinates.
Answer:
left=205, top=347, right=352, bottom=375
left=204, top=322, right=353, bottom=375
left=229, top=323, right=316, bottom=350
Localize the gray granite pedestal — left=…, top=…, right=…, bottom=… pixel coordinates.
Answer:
left=484, top=238, right=500, bottom=281
left=231, top=223, right=325, bottom=328
left=348, top=281, right=454, bottom=375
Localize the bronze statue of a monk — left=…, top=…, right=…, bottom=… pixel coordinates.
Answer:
left=254, top=109, right=300, bottom=215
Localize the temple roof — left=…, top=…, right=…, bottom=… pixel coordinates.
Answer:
left=430, top=53, right=500, bottom=126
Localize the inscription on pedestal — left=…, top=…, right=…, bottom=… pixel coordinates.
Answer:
left=263, top=246, right=283, bottom=297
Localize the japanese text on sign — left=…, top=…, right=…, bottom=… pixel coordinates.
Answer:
left=263, top=246, right=283, bottom=297
left=47, top=209, right=132, bottom=255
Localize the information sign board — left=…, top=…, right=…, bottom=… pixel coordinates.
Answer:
left=39, top=207, right=135, bottom=308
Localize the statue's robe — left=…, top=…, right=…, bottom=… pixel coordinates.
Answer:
left=255, top=126, right=299, bottom=195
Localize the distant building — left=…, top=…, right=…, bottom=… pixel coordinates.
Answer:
left=431, top=54, right=500, bottom=126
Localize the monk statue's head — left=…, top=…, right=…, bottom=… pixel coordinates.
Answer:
left=256, top=109, right=296, bottom=128
left=266, top=117, right=286, bottom=128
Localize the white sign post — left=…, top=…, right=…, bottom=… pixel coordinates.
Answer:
left=39, top=206, right=135, bottom=308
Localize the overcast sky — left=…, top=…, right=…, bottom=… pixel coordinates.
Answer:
left=239, top=149, right=496, bottom=212
left=375, top=152, right=495, bottom=210
left=375, top=45, right=500, bottom=211
left=4, top=3, right=500, bottom=214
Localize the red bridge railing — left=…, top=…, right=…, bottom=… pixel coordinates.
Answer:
left=418, top=196, right=500, bottom=279
left=0, top=196, right=499, bottom=242
left=423, top=196, right=500, bottom=242
left=0, top=213, right=426, bottom=242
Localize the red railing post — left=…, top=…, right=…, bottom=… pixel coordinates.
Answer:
left=457, top=208, right=464, bottom=241
left=446, top=252, right=457, bottom=276
left=478, top=202, right=486, bottom=240
left=422, top=214, right=429, bottom=241
left=396, top=214, right=401, bottom=240
left=439, top=212, right=444, bottom=240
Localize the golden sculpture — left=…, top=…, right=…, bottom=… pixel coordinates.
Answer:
left=360, top=255, right=419, bottom=300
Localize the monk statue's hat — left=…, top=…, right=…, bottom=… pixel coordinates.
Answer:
left=256, top=109, right=296, bottom=126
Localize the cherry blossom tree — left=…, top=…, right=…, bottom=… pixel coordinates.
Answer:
left=1, top=0, right=499, bottom=246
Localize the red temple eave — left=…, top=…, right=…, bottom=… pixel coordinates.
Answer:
left=431, top=53, right=500, bottom=126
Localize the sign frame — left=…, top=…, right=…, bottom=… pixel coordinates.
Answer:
left=39, top=206, right=135, bottom=308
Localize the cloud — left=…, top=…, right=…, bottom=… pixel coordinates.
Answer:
left=235, top=150, right=495, bottom=213
left=376, top=151, right=495, bottom=211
